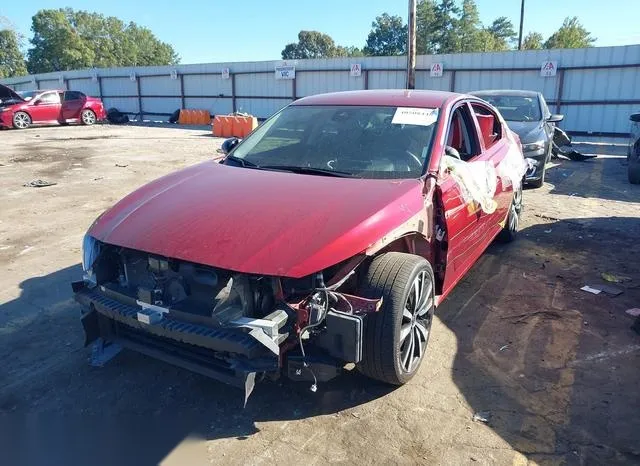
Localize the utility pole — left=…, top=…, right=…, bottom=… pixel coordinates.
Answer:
left=407, top=0, right=417, bottom=89
left=518, top=0, right=525, bottom=50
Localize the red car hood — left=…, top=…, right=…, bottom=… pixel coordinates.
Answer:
left=89, top=162, right=424, bottom=277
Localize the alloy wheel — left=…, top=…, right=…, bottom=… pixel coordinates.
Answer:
left=509, top=188, right=523, bottom=232
left=14, top=113, right=30, bottom=129
left=398, top=270, right=434, bottom=373
left=82, top=110, right=96, bottom=125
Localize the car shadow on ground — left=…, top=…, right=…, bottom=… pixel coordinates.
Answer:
left=1, top=216, right=639, bottom=465
left=438, top=215, right=640, bottom=464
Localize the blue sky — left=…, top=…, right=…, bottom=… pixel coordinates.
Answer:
left=1, top=0, right=639, bottom=63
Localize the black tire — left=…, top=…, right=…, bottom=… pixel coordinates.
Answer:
left=357, top=252, right=436, bottom=385
left=498, top=185, right=523, bottom=243
left=81, top=109, right=97, bottom=125
left=528, top=165, right=545, bottom=188
left=168, top=109, right=180, bottom=124
left=629, top=155, right=640, bottom=184
left=12, top=111, right=31, bottom=129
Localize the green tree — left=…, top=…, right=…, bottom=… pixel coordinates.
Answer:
left=544, top=17, right=595, bottom=49
left=416, top=0, right=437, bottom=54
left=0, top=28, right=27, bottom=78
left=363, top=13, right=407, bottom=56
left=486, top=16, right=517, bottom=50
left=282, top=31, right=338, bottom=59
left=27, top=8, right=178, bottom=73
left=457, top=0, right=482, bottom=53
left=432, top=0, right=460, bottom=53
left=335, top=45, right=364, bottom=57
left=522, top=32, right=544, bottom=50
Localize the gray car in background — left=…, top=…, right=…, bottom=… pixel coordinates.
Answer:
left=471, top=90, right=564, bottom=188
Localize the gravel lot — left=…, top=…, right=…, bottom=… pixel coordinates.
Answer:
left=1, top=124, right=639, bottom=466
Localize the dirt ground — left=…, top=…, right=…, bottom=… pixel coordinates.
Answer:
left=0, top=123, right=639, bottom=466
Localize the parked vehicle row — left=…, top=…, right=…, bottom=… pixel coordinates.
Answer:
left=0, top=84, right=106, bottom=129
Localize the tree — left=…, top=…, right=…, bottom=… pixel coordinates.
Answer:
left=363, top=13, right=407, bottom=56
left=281, top=31, right=339, bottom=59
left=457, top=0, right=482, bottom=53
left=544, top=17, right=595, bottom=49
left=486, top=16, right=517, bottom=50
left=0, top=28, right=27, bottom=78
left=335, top=46, right=364, bottom=57
left=432, top=0, right=460, bottom=54
left=27, top=8, right=178, bottom=73
left=522, top=32, right=544, bottom=50
left=416, top=0, right=437, bottom=54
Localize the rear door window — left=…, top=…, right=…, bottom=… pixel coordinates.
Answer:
left=64, top=91, right=85, bottom=101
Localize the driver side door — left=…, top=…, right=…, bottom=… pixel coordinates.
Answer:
left=436, top=101, right=498, bottom=294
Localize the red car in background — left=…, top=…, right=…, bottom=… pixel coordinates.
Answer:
left=73, top=90, right=527, bottom=399
left=0, top=83, right=106, bottom=129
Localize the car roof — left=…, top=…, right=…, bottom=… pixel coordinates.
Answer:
left=292, top=89, right=460, bottom=108
left=470, top=89, right=540, bottom=98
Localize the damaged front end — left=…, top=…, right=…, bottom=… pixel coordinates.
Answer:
left=73, top=236, right=377, bottom=401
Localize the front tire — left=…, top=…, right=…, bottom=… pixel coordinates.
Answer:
left=357, top=252, right=436, bottom=385
left=13, top=111, right=31, bottom=129
left=81, top=109, right=97, bottom=126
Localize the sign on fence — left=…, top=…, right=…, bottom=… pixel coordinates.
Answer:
left=221, top=68, right=230, bottom=80
left=540, top=61, right=557, bottom=77
left=129, top=72, right=136, bottom=82
left=170, top=69, right=178, bottom=80
left=91, top=71, right=98, bottom=82
left=275, top=63, right=296, bottom=80
left=430, top=63, right=444, bottom=77
left=350, top=64, right=362, bottom=77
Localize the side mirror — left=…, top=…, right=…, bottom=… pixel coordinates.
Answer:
left=547, top=114, right=564, bottom=123
left=630, top=113, right=640, bottom=123
left=219, top=137, right=240, bottom=155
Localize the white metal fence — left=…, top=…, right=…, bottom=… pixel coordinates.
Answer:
left=3, top=45, right=639, bottom=136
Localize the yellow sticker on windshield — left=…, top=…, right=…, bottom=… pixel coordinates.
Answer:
left=392, top=107, right=439, bottom=126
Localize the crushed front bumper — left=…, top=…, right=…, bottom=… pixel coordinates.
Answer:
left=73, top=281, right=281, bottom=395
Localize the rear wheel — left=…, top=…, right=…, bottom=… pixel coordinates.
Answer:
left=629, top=153, right=640, bottom=184
left=81, top=109, right=97, bottom=125
left=498, top=185, right=523, bottom=243
left=357, top=252, right=436, bottom=385
left=13, top=111, right=31, bottom=129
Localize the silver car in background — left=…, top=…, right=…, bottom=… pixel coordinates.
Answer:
left=471, top=90, right=564, bottom=188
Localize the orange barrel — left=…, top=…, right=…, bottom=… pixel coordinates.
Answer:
left=221, top=116, right=234, bottom=138
left=212, top=115, right=224, bottom=136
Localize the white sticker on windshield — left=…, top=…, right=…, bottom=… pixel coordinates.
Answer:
left=392, top=107, right=439, bottom=126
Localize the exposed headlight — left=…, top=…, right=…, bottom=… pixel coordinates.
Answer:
left=522, top=141, right=545, bottom=152
left=82, top=234, right=101, bottom=272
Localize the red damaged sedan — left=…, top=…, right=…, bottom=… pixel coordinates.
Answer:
left=73, top=90, right=526, bottom=399
left=0, top=83, right=106, bottom=129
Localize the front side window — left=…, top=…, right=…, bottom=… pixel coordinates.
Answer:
left=227, top=105, right=438, bottom=179
left=37, top=92, right=61, bottom=105
left=478, top=95, right=541, bottom=122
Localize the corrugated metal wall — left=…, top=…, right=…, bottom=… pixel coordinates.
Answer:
left=3, top=45, right=639, bottom=135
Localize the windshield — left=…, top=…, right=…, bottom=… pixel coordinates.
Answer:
left=478, top=95, right=541, bottom=122
left=226, top=105, right=438, bottom=179
left=17, top=91, right=39, bottom=101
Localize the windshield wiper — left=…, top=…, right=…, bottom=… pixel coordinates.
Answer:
left=258, top=165, right=356, bottom=178
left=224, top=155, right=258, bottom=168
